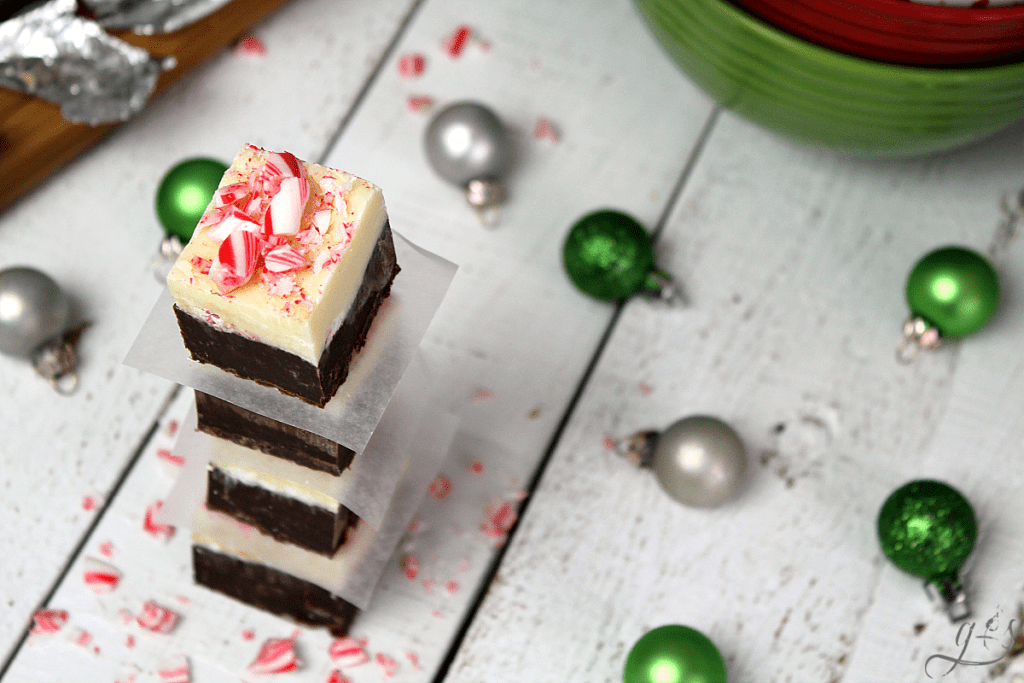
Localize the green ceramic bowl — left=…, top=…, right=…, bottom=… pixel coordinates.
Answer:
left=634, top=0, right=1024, bottom=156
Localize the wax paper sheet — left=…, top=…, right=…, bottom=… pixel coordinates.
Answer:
left=159, top=398, right=458, bottom=610
left=124, top=232, right=456, bottom=454
left=159, top=349, right=435, bottom=531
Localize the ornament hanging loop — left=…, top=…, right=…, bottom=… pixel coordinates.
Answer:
left=641, top=269, right=685, bottom=306
left=896, top=316, right=941, bottom=364
left=31, top=335, right=79, bottom=395
left=466, top=178, right=503, bottom=227
left=925, top=575, right=970, bottom=622
left=613, top=430, right=660, bottom=469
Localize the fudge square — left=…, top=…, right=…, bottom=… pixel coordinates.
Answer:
left=167, top=144, right=400, bottom=407
left=195, top=390, right=355, bottom=475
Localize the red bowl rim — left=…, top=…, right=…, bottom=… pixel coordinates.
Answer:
left=787, top=0, right=1024, bottom=24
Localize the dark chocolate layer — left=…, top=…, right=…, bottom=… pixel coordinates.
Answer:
left=196, top=390, right=354, bottom=475
left=193, top=545, right=357, bottom=636
left=206, top=465, right=355, bottom=556
left=174, top=223, right=400, bottom=407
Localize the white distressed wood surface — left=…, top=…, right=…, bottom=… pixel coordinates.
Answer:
left=447, top=114, right=1024, bottom=683
left=7, top=0, right=1024, bottom=680
left=0, top=0, right=419, bottom=666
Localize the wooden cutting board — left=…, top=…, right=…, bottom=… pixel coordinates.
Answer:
left=0, top=0, right=293, bottom=215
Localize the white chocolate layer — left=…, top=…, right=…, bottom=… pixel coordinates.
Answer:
left=207, top=435, right=360, bottom=512
left=167, top=145, right=389, bottom=364
left=193, top=505, right=374, bottom=593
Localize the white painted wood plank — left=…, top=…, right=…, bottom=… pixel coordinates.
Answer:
left=0, top=0, right=419, bottom=665
left=446, top=113, right=1024, bottom=682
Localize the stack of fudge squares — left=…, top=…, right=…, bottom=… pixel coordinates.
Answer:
left=164, top=144, right=403, bottom=635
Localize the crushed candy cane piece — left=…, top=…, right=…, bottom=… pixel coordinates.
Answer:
left=210, top=229, right=261, bottom=294
left=469, top=460, right=483, bottom=474
left=402, top=554, right=419, bottom=580
left=213, top=181, right=251, bottom=208
left=236, top=34, right=266, bottom=57
left=329, top=636, right=369, bottom=668
left=326, top=671, right=351, bottom=683
left=442, top=24, right=471, bottom=58
left=137, top=601, right=180, bottom=634
left=156, top=449, right=186, bottom=467
left=534, top=116, right=560, bottom=143
left=405, top=651, right=421, bottom=669
left=249, top=634, right=300, bottom=674
left=156, top=655, right=191, bottom=683
left=312, top=208, right=332, bottom=234
left=82, top=557, right=121, bottom=594
left=376, top=653, right=398, bottom=678
left=69, top=627, right=93, bottom=648
left=264, top=244, right=308, bottom=273
left=481, top=500, right=518, bottom=544
left=407, top=95, right=434, bottom=114
left=428, top=473, right=452, bottom=500
left=207, top=208, right=261, bottom=245
left=143, top=501, right=176, bottom=541
left=125, top=634, right=135, bottom=648
left=242, top=628, right=255, bottom=640
left=30, top=609, right=68, bottom=635
left=82, top=495, right=98, bottom=511
left=266, top=177, right=309, bottom=236
left=99, top=540, right=114, bottom=557
left=397, top=53, right=425, bottom=78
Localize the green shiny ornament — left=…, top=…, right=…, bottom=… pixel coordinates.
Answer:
left=624, top=625, right=726, bottom=683
left=155, top=158, right=229, bottom=243
left=563, top=210, right=671, bottom=302
left=905, top=246, right=999, bottom=339
left=877, top=480, right=977, bottom=620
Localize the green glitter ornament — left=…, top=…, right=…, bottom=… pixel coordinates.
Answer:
left=877, top=480, right=977, bottom=621
left=563, top=210, right=676, bottom=302
left=899, top=246, right=999, bottom=361
left=624, top=625, right=726, bottom=683
left=156, top=158, right=229, bottom=243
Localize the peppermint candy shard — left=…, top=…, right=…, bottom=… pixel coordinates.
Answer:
left=329, top=636, right=369, bottom=668
left=260, top=151, right=303, bottom=196
left=207, top=208, right=261, bottom=245
left=249, top=636, right=300, bottom=674
left=213, top=182, right=251, bottom=208
left=82, top=557, right=121, bottom=594
left=137, top=601, right=180, bottom=634
left=30, top=609, right=69, bottom=635
left=143, top=501, right=176, bottom=541
left=210, top=229, right=261, bottom=294
left=264, top=244, right=307, bottom=273
left=266, top=177, right=309, bottom=236
left=156, top=655, right=191, bottom=683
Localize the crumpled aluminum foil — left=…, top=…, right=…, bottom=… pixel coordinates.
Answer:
left=0, top=0, right=172, bottom=125
left=83, top=0, right=234, bottom=35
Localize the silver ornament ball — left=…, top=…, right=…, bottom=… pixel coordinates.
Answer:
left=652, top=415, right=746, bottom=507
left=0, top=267, right=71, bottom=357
left=424, top=101, right=511, bottom=193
